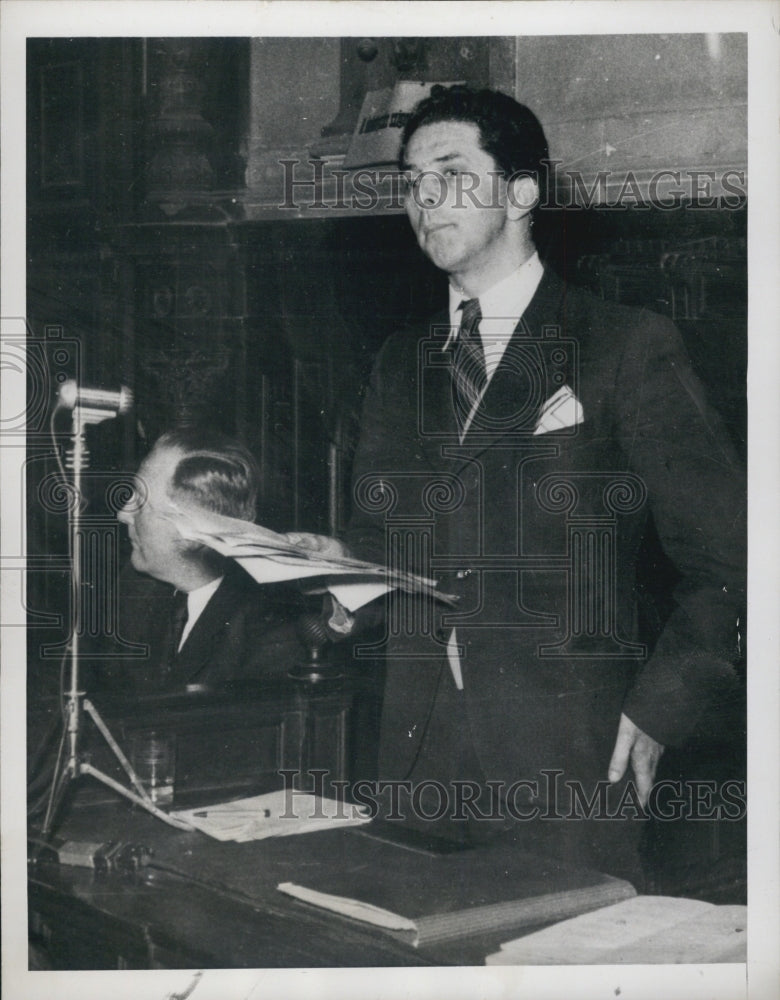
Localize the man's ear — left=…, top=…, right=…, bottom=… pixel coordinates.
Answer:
left=506, top=174, right=539, bottom=221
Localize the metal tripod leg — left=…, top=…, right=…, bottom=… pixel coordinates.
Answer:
left=82, top=699, right=194, bottom=831
left=39, top=696, right=194, bottom=835
left=41, top=762, right=75, bottom=837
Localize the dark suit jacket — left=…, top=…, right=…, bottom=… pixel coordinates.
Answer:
left=89, top=563, right=305, bottom=696
left=345, top=269, right=745, bottom=792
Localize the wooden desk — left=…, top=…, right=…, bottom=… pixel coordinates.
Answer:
left=29, top=792, right=636, bottom=970
left=27, top=680, right=630, bottom=970
left=28, top=677, right=432, bottom=968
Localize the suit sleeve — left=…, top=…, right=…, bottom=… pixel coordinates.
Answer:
left=345, top=332, right=422, bottom=565
left=342, top=333, right=425, bottom=634
left=615, top=312, right=746, bottom=746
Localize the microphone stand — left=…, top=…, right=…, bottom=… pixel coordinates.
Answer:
left=41, top=401, right=192, bottom=835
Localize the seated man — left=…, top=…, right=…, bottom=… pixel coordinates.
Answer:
left=92, top=428, right=303, bottom=694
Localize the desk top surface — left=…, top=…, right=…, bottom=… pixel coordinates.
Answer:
left=30, top=796, right=440, bottom=969
left=30, top=789, right=624, bottom=969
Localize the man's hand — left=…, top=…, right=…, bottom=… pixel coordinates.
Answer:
left=608, top=713, right=664, bottom=808
left=284, top=532, right=350, bottom=560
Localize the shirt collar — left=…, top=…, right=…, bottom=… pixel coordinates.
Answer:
left=177, top=575, right=223, bottom=649
left=445, top=252, right=544, bottom=349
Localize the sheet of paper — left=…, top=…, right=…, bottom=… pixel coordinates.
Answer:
left=162, top=500, right=457, bottom=606
left=485, top=896, right=747, bottom=965
left=327, top=581, right=391, bottom=612
left=277, top=881, right=417, bottom=933
left=170, top=790, right=371, bottom=843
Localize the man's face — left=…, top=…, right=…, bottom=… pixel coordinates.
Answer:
left=402, top=120, right=513, bottom=285
left=117, top=444, right=189, bottom=584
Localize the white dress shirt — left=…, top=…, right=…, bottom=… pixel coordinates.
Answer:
left=445, top=254, right=545, bottom=688
left=177, top=575, right=223, bottom=651
left=446, top=251, right=544, bottom=380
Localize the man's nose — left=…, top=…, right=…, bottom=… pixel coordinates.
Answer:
left=416, top=171, right=444, bottom=207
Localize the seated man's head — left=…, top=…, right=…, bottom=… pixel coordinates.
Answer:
left=118, top=428, right=259, bottom=589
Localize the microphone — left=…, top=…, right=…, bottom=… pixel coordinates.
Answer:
left=58, top=380, right=133, bottom=415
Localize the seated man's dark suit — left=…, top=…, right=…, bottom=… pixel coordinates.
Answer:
left=88, top=563, right=304, bottom=696
left=345, top=268, right=745, bottom=880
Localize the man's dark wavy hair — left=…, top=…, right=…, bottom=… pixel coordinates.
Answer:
left=399, top=84, right=549, bottom=201
left=156, top=428, right=260, bottom=521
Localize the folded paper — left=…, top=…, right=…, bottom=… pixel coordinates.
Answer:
left=162, top=501, right=456, bottom=610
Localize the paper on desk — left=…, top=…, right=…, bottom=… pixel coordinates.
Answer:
left=277, top=882, right=417, bottom=933
left=163, top=501, right=456, bottom=610
left=170, top=789, right=372, bottom=843
left=485, top=895, right=748, bottom=965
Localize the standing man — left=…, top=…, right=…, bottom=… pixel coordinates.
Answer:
left=95, top=428, right=302, bottom=694
left=310, top=86, right=745, bottom=882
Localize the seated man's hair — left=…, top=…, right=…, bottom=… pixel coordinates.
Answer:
left=156, top=428, right=260, bottom=521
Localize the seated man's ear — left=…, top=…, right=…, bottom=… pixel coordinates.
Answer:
left=506, top=174, right=539, bottom=221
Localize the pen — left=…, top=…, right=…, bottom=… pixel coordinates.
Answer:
left=193, top=809, right=272, bottom=818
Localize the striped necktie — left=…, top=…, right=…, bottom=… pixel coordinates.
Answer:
left=452, top=297, right=486, bottom=432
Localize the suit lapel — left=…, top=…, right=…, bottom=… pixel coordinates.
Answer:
left=451, top=269, right=569, bottom=472
left=416, top=272, right=571, bottom=474
left=168, top=576, right=235, bottom=686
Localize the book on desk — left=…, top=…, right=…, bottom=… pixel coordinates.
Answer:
left=274, top=824, right=636, bottom=949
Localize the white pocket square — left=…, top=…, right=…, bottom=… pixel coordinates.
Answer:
left=533, top=385, right=584, bottom=435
